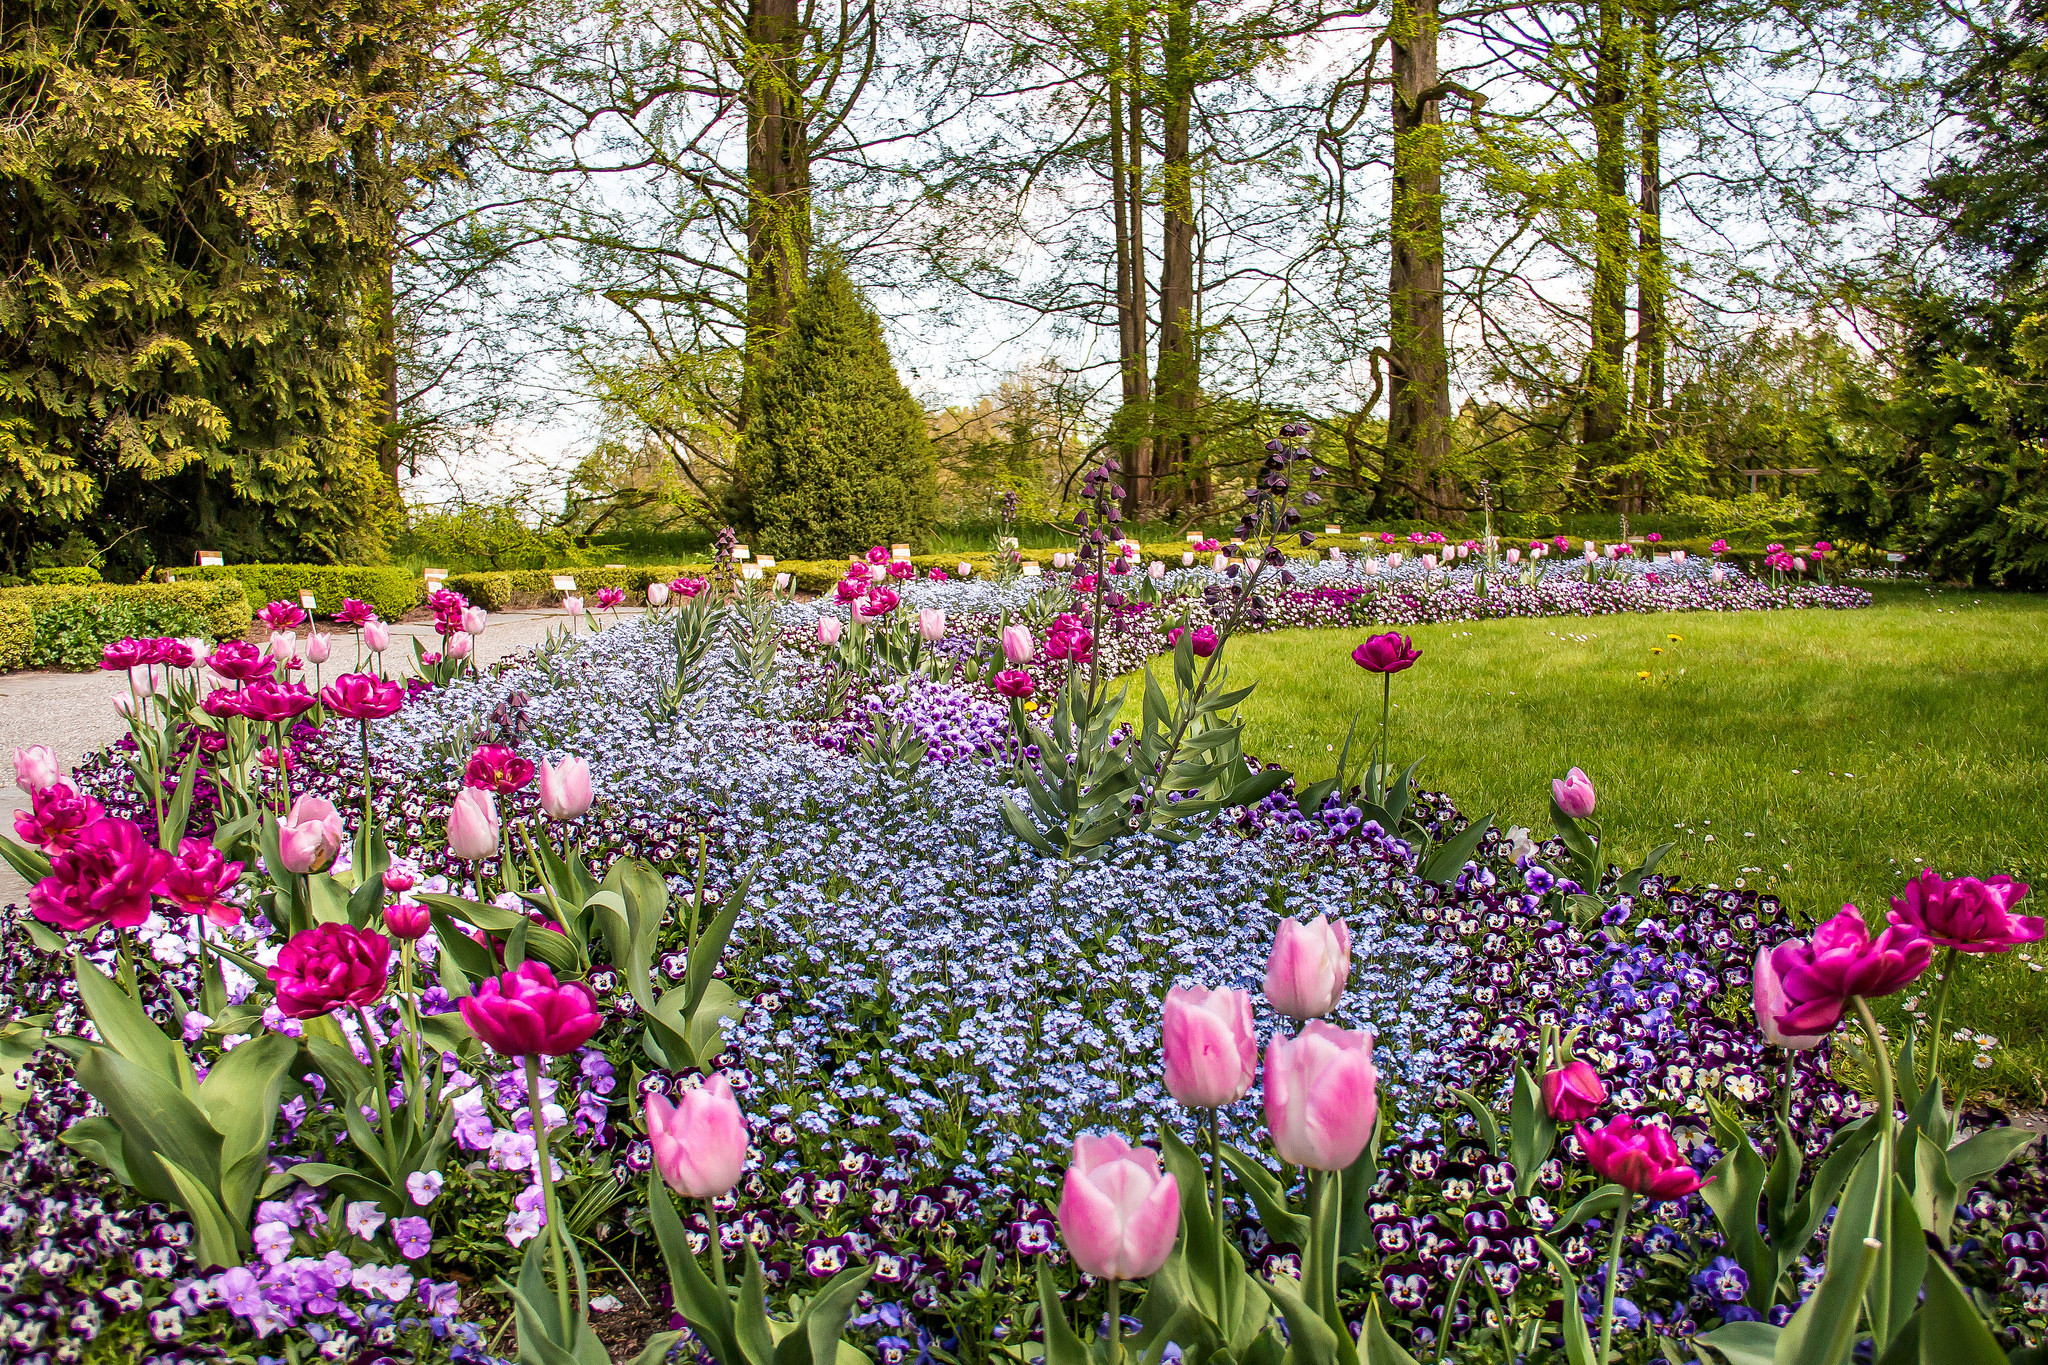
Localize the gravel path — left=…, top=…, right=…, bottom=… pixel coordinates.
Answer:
left=0, top=607, right=627, bottom=899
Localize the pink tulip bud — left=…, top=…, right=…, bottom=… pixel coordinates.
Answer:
left=126, top=664, right=165, bottom=696
left=1055, top=1133, right=1180, bottom=1280
left=278, top=796, right=346, bottom=874
left=646, top=581, right=671, bottom=607
left=562, top=596, right=584, bottom=617
left=1385, top=552, right=1401, bottom=568
left=1421, top=553, right=1437, bottom=571
left=14, top=745, right=59, bottom=794
left=538, top=755, right=593, bottom=821
left=110, top=691, right=138, bottom=718
left=1551, top=767, right=1596, bottom=819
left=383, top=867, right=417, bottom=893
left=646, top=1073, right=750, bottom=1197
left=1506, top=548, right=1521, bottom=564
left=446, top=787, right=501, bottom=861
left=1263, top=914, right=1351, bottom=1020
left=1672, top=550, right=1687, bottom=563
left=364, top=620, right=392, bottom=652
left=1000, top=625, right=1034, bottom=666
left=1763, top=906, right=1932, bottom=1039
left=1710, top=566, right=1727, bottom=584
left=1752, top=947, right=1823, bottom=1050
left=1148, top=561, right=1165, bottom=579
left=268, top=631, right=296, bottom=663
left=445, top=633, right=473, bottom=660
left=1262, top=1021, right=1379, bottom=1171
left=1541, top=1060, right=1607, bottom=1121
left=917, top=609, right=947, bottom=643
left=306, top=632, right=333, bottom=664
left=462, top=607, right=488, bottom=635
left=1162, top=985, right=1256, bottom=1109
left=817, top=616, right=844, bottom=647
left=385, top=901, right=432, bottom=941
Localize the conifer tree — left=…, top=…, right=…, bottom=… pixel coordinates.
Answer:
left=738, top=264, right=938, bottom=556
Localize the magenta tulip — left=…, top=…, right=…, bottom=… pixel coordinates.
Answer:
left=1161, top=985, right=1257, bottom=1109
left=239, top=681, right=317, bottom=725
left=206, top=640, right=274, bottom=683
left=463, top=744, right=535, bottom=794
left=1552, top=767, right=1597, bottom=819
left=1751, top=947, right=1824, bottom=1051
left=270, top=923, right=391, bottom=1018
left=155, top=837, right=246, bottom=927
left=1576, top=1115, right=1707, bottom=1199
left=29, top=817, right=170, bottom=932
left=13, top=781, right=105, bottom=852
left=1263, top=914, right=1352, bottom=1020
left=994, top=669, right=1035, bottom=700
left=1764, top=905, right=1932, bottom=1039
left=1350, top=632, right=1420, bottom=674
left=1000, top=625, right=1035, bottom=665
left=258, top=601, right=308, bottom=631
left=321, top=673, right=406, bottom=720
left=1885, top=869, right=2040, bottom=954
left=385, top=901, right=433, bottom=941
left=459, top=961, right=604, bottom=1057
left=1056, top=1134, right=1181, bottom=1280
left=538, top=756, right=593, bottom=821
left=1262, top=1021, right=1379, bottom=1171
left=14, top=745, right=59, bottom=794
left=646, top=1073, right=750, bottom=1197
left=1541, top=1060, right=1606, bottom=1122
left=446, top=787, right=501, bottom=861
left=278, top=796, right=346, bottom=874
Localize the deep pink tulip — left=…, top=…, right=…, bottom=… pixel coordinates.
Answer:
left=459, top=961, right=603, bottom=1057
left=99, top=637, right=156, bottom=671
left=257, top=601, right=308, bottom=631
left=1552, top=767, right=1597, bottom=819
left=1541, top=1060, right=1606, bottom=1122
left=1576, top=1115, right=1707, bottom=1199
left=1752, top=947, right=1824, bottom=1051
left=670, top=577, right=706, bottom=599
left=595, top=587, right=625, bottom=610
left=270, top=923, right=390, bottom=1018
left=538, top=756, right=593, bottom=821
left=447, top=787, right=500, bottom=861
left=239, top=681, right=317, bottom=724
left=1000, top=625, right=1034, bottom=666
left=646, top=1073, right=750, bottom=1197
left=994, top=670, right=1035, bottom=700
left=321, top=673, right=407, bottom=720
left=29, top=817, right=170, bottom=932
left=1056, top=1134, right=1181, bottom=1280
left=206, top=640, right=275, bottom=683
left=464, top=744, right=535, bottom=794
left=1263, top=1021, right=1379, bottom=1171
left=1263, top=914, right=1352, bottom=1020
left=155, top=837, right=246, bottom=927
left=13, top=745, right=59, bottom=794
left=336, top=598, right=376, bottom=627
left=1765, top=905, right=1932, bottom=1039
left=1161, top=985, right=1257, bottom=1109
left=384, top=901, right=432, bottom=941
left=278, top=796, right=346, bottom=874
left=1188, top=625, right=1220, bottom=657
left=13, top=782, right=104, bottom=852
left=1886, top=869, right=2040, bottom=954
left=1351, top=632, right=1420, bottom=674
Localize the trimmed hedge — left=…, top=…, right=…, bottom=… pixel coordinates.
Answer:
left=156, top=564, right=424, bottom=622
left=29, top=566, right=101, bottom=586
left=0, top=599, right=30, bottom=670
left=0, top=581, right=251, bottom=671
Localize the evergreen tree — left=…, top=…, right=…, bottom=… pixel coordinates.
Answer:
left=737, top=264, right=938, bottom=556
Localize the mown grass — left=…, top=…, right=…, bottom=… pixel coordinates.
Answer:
left=1123, top=583, right=2048, bottom=1101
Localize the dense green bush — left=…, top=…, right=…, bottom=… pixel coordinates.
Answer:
left=159, top=563, right=423, bottom=621
left=28, top=566, right=102, bottom=585
left=737, top=263, right=939, bottom=557
left=0, top=599, right=30, bottom=670
left=0, top=582, right=251, bottom=671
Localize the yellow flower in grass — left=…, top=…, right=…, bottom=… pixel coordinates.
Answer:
left=1651, top=647, right=1664, bottom=655
left=1667, top=633, right=1683, bottom=641
left=1637, top=670, right=1652, bottom=680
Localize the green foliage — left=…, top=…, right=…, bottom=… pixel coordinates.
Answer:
left=162, top=563, right=423, bottom=622
left=399, top=504, right=575, bottom=570
left=0, top=598, right=30, bottom=670
left=28, top=566, right=100, bottom=586
left=738, top=264, right=939, bottom=557
left=0, top=581, right=249, bottom=669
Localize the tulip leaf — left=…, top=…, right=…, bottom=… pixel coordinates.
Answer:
left=1509, top=1064, right=1558, bottom=1198
left=422, top=891, right=530, bottom=932
left=1532, top=1237, right=1598, bottom=1365
left=1419, top=814, right=1494, bottom=886
left=1035, top=1258, right=1092, bottom=1365
left=159, top=1153, right=247, bottom=1270
left=1615, top=842, right=1675, bottom=896
left=1356, top=1299, right=1420, bottom=1365
left=58, top=1115, right=133, bottom=1185
left=1546, top=794, right=1600, bottom=880
left=72, top=1044, right=224, bottom=1208
left=306, top=872, right=353, bottom=926
left=1556, top=1183, right=1628, bottom=1229
left=1259, top=1269, right=1356, bottom=1365
left=72, top=952, right=190, bottom=1091
left=1690, top=1321, right=1781, bottom=1365
left=1703, top=1103, right=1774, bottom=1315
left=1914, top=1253, right=2012, bottom=1363
left=784, top=1260, right=875, bottom=1365
left=1944, top=1124, right=2037, bottom=1193
left=1786, top=1118, right=1877, bottom=1257
left=627, top=1332, right=687, bottom=1365
left=1883, top=1174, right=1928, bottom=1350
left=159, top=741, right=206, bottom=852
left=0, top=831, right=53, bottom=887
left=646, top=1176, right=749, bottom=1365
left=685, top=870, right=751, bottom=1017
left=429, top=906, right=497, bottom=988
left=516, top=918, right=584, bottom=975
left=195, top=1031, right=296, bottom=1220
left=1219, top=1142, right=1310, bottom=1247
left=1447, top=1089, right=1502, bottom=1155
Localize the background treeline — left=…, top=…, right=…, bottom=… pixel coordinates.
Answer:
left=1, top=0, right=2043, bottom=584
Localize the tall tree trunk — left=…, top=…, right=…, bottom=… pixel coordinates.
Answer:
left=1388, top=0, right=1455, bottom=516
left=1151, top=0, right=1197, bottom=515
left=1110, top=20, right=1150, bottom=517
left=375, top=250, right=401, bottom=492
left=1631, top=0, right=1665, bottom=492
left=1583, top=0, right=1631, bottom=492
left=743, top=0, right=812, bottom=413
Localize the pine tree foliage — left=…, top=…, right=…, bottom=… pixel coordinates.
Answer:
left=738, top=264, right=938, bottom=557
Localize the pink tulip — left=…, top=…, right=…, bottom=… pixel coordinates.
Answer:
left=1263, top=914, right=1351, bottom=1020
left=1885, top=869, right=2039, bottom=953
left=14, top=745, right=58, bottom=794
left=445, top=633, right=473, bottom=661
left=270, top=922, right=390, bottom=1018
left=126, top=664, right=166, bottom=696
left=268, top=631, right=297, bottom=663
left=306, top=632, right=333, bottom=665
left=1552, top=767, right=1596, bottom=819
left=1541, top=1060, right=1606, bottom=1122
left=646, top=581, right=671, bottom=607
left=278, top=796, right=346, bottom=874
left=364, top=620, right=392, bottom=653
left=817, top=616, right=844, bottom=647
left=1576, top=1115, right=1707, bottom=1199
left=646, top=1073, right=750, bottom=1197
left=1055, top=1134, right=1180, bottom=1280
left=385, top=901, right=432, bottom=941
left=538, top=756, right=593, bottom=821
left=1001, top=625, right=1035, bottom=665
left=1262, top=1021, right=1379, bottom=1171
left=1710, top=566, right=1727, bottom=584
left=155, top=837, right=245, bottom=927
left=460, top=961, right=604, bottom=1057
left=1764, top=905, right=1932, bottom=1039
left=1161, top=985, right=1257, bottom=1109
left=462, top=607, right=488, bottom=636
left=1752, top=947, right=1824, bottom=1051
left=563, top=597, right=584, bottom=618
left=446, top=787, right=501, bottom=861
left=1506, top=548, right=1521, bottom=564
left=917, top=609, right=947, bottom=642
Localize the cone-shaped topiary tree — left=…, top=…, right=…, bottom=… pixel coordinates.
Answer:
left=738, top=262, right=938, bottom=556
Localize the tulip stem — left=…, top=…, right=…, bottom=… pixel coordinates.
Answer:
left=359, top=719, right=373, bottom=830
left=1376, top=671, right=1391, bottom=790
left=1107, top=1279, right=1122, bottom=1365
left=1595, top=1199, right=1631, bottom=1365
left=1777, top=1051, right=1794, bottom=1127
left=524, top=1054, right=574, bottom=1333
left=1209, top=1110, right=1226, bottom=1300
left=273, top=721, right=292, bottom=810
left=1851, top=994, right=1896, bottom=1345
left=357, top=1007, right=396, bottom=1137
left=1924, top=947, right=1959, bottom=1091
left=702, top=1197, right=728, bottom=1294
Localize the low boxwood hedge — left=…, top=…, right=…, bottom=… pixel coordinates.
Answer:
left=157, top=563, right=424, bottom=622
left=0, top=581, right=251, bottom=670
left=0, top=598, right=31, bottom=669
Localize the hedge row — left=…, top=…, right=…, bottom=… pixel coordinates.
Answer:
left=155, top=563, right=424, bottom=622
left=0, top=599, right=31, bottom=669
left=0, top=581, right=252, bottom=671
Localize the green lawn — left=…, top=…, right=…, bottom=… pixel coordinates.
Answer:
left=1132, top=584, right=2048, bottom=1101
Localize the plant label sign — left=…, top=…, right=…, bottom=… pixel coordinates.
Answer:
left=552, top=575, right=577, bottom=591
left=423, top=568, right=448, bottom=585
left=299, top=590, right=317, bottom=611
left=196, top=551, right=224, bottom=567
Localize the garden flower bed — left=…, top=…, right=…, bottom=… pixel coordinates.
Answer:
left=3, top=447, right=2033, bottom=1365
